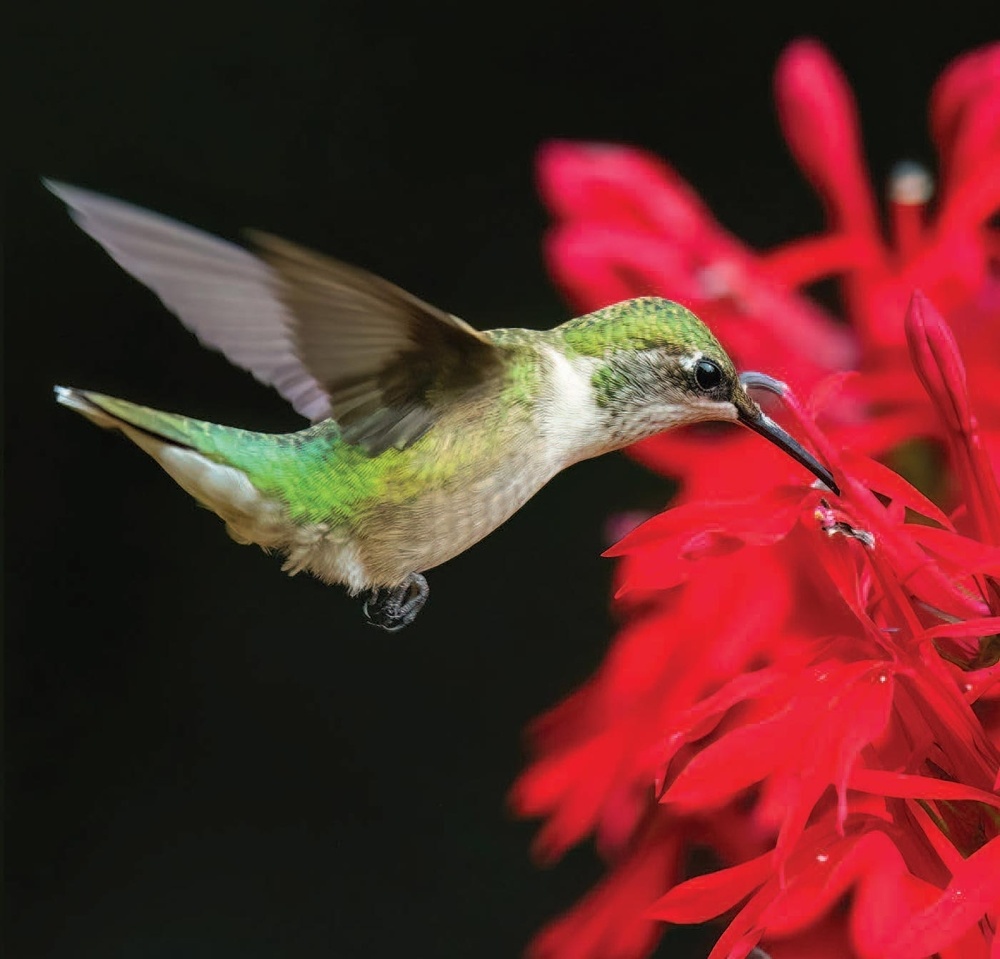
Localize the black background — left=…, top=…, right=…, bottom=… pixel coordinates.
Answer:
left=7, top=4, right=993, bottom=958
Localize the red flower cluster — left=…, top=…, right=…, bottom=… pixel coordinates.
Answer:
left=515, top=39, right=1000, bottom=959
left=516, top=295, right=1000, bottom=959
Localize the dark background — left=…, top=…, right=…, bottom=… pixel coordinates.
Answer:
left=7, top=4, right=992, bottom=957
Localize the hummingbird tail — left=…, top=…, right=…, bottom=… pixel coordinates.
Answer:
left=54, top=385, right=124, bottom=429
left=55, top=386, right=205, bottom=447
left=54, top=386, right=281, bottom=535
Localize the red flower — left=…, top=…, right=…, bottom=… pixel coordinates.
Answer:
left=513, top=295, right=1000, bottom=958
left=519, top=38, right=1000, bottom=959
left=538, top=40, right=1000, bottom=500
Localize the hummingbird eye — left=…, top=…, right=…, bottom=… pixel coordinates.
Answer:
left=694, top=358, right=724, bottom=392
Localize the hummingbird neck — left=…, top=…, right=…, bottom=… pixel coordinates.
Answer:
left=537, top=346, right=623, bottom=463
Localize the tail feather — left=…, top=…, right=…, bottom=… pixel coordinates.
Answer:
left=54, top=386, right=283, bottom=535
left=55, top=386, right=201, bottom=449
left=54, top=385, right=121, bottom=429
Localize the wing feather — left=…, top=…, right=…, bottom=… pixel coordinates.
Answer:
left=47, top=181, right=507, bottom=453
left=44, top=180, right=332, bottom=422
left=247, top=232, right=505, bottom=452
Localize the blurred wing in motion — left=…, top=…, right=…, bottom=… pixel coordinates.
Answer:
left=45, top=181, right=505, bottom=453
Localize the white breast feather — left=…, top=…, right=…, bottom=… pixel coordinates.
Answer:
left=538, top=346, right=605, bottom=463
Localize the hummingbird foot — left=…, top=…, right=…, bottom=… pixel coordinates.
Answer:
left=361, top=573, right=429, bottom=632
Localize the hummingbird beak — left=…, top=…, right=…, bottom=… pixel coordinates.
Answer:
left=735, top=372, right=840, bottom=495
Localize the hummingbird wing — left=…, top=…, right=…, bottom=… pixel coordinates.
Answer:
left=44, top=180, right=332, bottom=422
left=247, top=231, right=504, bottom=454
left=45, top=181, right=506, bottom=453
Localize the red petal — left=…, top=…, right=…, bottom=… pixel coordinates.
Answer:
left=851, top=856, right=939, bottom=956
left=773, top=39, right=881, bottom=243
left=705, top=894, right=770, bottom=959
left=829, top=410, right=933, bottom=460
left=848, top=768, right=1000, bottom=809
left=775, top=667, right=895, bottom=859
left=608, top=487, right=807, bottom=555
left=513, top=723, right=645, bottom=864
left=908, top=526, right=1000, bottom=576
left=528, top=823, right=681, bottom=959
left=661, top=701, right=807, bottom=811
left=812, top=534, right=871, bottom=621
left=762, top=831, right=905, bottom=937
left=648, top=851, right=773, bottom=923
left=940, top=924, right=993, bottom=959
left=536, top=140, right=716, bottom=241
left=544, top=222, right=704, bottom=311
left=661, top=668, right=786, bottom=746
left=931, top=45, right=1000, bottom=153
left=806, top=370, right=861, bottom=420
left=869, top=517, right=992, bottom=621
left=831, top=672, right=895, bottom=814
left=838, top=449, right=953, bottom=527
left=942, top=94, right=1000, bottom=200
left=883, top=838, right=1000, bottom=959
left=761, top=233, right=875, bottom=288
left=930, top=44, right=1000, bottom=189
left=760, top=914, right=857, bottom=959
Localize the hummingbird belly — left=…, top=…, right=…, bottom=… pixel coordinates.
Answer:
left=341, top=443, right=561, bottom=587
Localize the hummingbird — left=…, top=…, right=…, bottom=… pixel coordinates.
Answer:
left=48, top=181, right=837, bottom=631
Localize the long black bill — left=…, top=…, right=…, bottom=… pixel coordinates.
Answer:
left=737, top=372, right=840, bottom=496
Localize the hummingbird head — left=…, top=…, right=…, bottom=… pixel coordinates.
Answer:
left=559, top=298, right=838, bottom=493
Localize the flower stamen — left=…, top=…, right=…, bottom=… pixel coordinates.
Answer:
left=889, top=160, right=934, bottom=261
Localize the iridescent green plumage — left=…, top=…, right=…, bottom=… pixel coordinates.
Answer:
left=558, top=297, right=728, bottom=358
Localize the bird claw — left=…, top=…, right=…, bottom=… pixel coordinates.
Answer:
left=361, top=573, right=429, bottom=632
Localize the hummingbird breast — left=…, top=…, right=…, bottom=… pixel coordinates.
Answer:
left=341, top=343, right=610, bottom=586
left=354, top=440, right=558, bottom=585
left=342, top=412, right=552, bottom=587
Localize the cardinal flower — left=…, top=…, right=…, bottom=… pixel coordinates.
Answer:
left=537, top=39, right=1000, bottom=502
left=518, top=37, right=1000, bottom=959
left=513, top=294, right=1000, bottom=959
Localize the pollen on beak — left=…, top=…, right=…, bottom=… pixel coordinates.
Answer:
left=736, top=372, right=840, bottom=495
